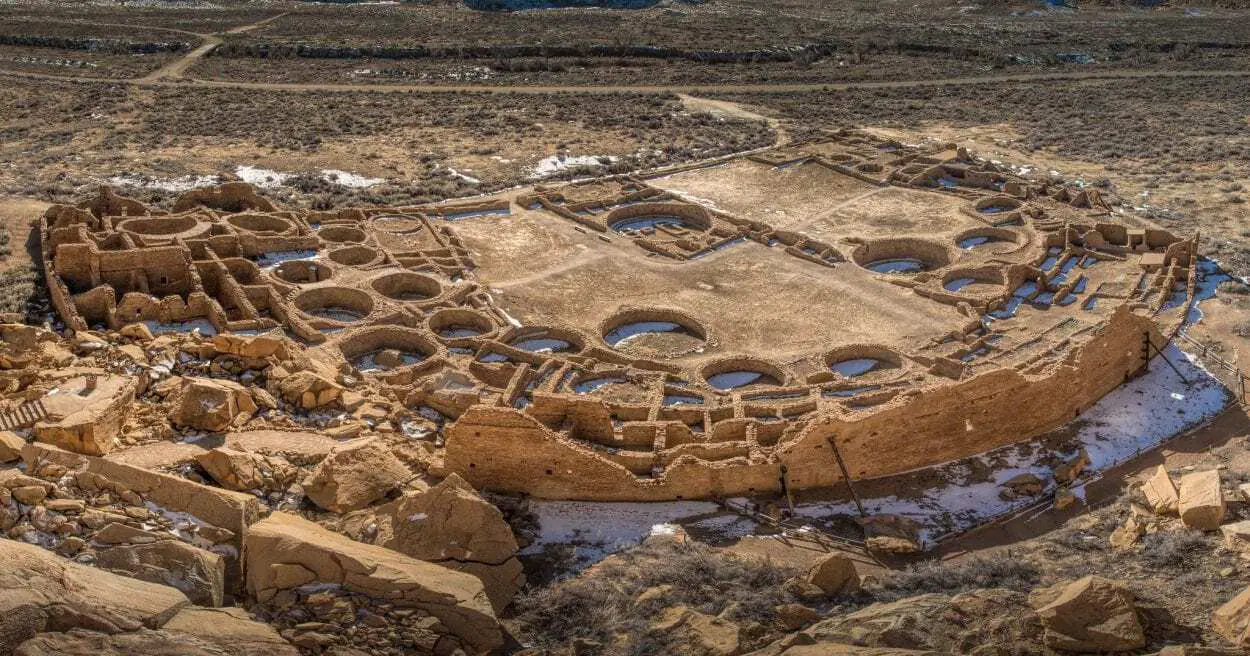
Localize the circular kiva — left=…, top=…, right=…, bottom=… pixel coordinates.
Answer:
left=605, top=202, right=712, bottom=236
left=318, top=225, right=368, bottom=244
left=599, top=307, right=708, bottom=358
left=116, top=215, right=208, bottom=241
left=428, top=308, right=498, bottom=341
left=370, top=271, right=442, bottom=302
left=372, top=214, right=426, bottom=235
left=327, top=245, right=381, bottom=266
left=701, top=357, right=788, bottom=391
left=954, top=226, right=1021, bottom=251
left=852, top=238, right=952, bottom=274
left=823, top=344, right=905, bottom=381
left=338, top=326, right=443, bottom=373
left=973, top=195, right=1023, bottom=215
left=941, top=267, right=1005, bottom=295
left=227, top=213, right=296, bottom=235
left=293, top=286, right=374, bottom=324
left=504, top=325, right=586, bottom=354
left=272, top=260, right=333, bottom=285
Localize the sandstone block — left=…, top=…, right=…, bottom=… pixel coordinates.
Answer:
left=1178, top=470, right=1225, bottom=531
left=1029, top=576, right=1144, bottom=652
left=173, top=378, right=257, bottom=433
left=803, top=552, right=860, bottom=597
left=95, top=540, right=225, bottom=607
left=302, top=438, right=409, bottom=513
left=1213, top=585, right=1250, bottom=647
left=244, top=512, right=501, bottom=653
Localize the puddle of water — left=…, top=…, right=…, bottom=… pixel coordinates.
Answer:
left=830, top=358, right=882, bottom=378
left=707, top=371, right=777, bottom=390
left=1080, top=255, right=1100, bottom=268
left=988, top=296, right=1026, bottom=320
left=663, top=394, right=704, bottom=406
left=1083, top=297, right=1098, bottom=311
left=937, top=176, right=959, bottom=189
left=512, top=338, right=572, bottom=353
left=479, top=352, right=512, bottom=363
left=866, top=258, right=925, bottom=274
left=1013, top=281, right=1039, bottom=298
left=1039, top=255, right=1059, bottom=271
left=743, top=391, right=806, bottom=402
left=1072, top=276, right=1088, bottom=294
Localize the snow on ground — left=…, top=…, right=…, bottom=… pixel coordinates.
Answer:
left=234, top=165, right=293, bottom=189
left=107, top=173, right=221, bottom=192
left=521, top=500, right=722, bottom=573
left=256, top=250, right=319, bottom=268
left=530, top=154, right=617, bottom=179
left=322, top=169, right=385, bottom=188
left=142, top=318, right=217, bottom=336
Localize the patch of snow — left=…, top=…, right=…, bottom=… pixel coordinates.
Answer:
left=322, top=169, right=385, bottom=188
left=530, top=154, right=617, bottom=179
left=142, top=319, right=217, bottom=337
left=235, top=165, right=292, bottom=189
left=256, top=250, right=319, bottom=268
left=521, top=500, right=719, bottom=573
left=108, top=173, right=221, bottom=192
left=447, top=168, right=481, bottom=185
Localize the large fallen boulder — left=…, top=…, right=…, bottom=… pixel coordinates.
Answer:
left=1178, top=470, right=1225, bottom=531
left=195, top=447, right=296, bottom=493
left=370, top=474, right=524, bottom=612
left=1029, top=576, right=1144, bottom=652
left=32, top=375, right=137, bottom=455
left=95, top=540, right=225, bottom=607
left=211, top=334, right=288, bottom=360
left=275, top=371, right=341, bottom=409
left=13, top=607, right=296, bottom=656
left=244, top=512, right=502, bottom=654
left=861, top=514, right=923, bottom=554
left=1213, top=584, right=1250, bottom=647
left=1141, top=465, right=1179, bottom=515
left=301, top=438, right=409, bottom=513
left=173, top=378, right=257, bottom=433
left=803, top=552, right=860, bottom=597
left=648, top=605, right=740, bottom=656
left=0, top=538, right=190, bottom=649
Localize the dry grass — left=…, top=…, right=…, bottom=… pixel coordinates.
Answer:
left=512, top=539, right=798, bottom=652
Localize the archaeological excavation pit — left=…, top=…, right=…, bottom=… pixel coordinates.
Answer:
left=370, top=271, right=443, bottom=302
left=824, top=345, right=904, bottom=380
left=428, top=308, right=497, bottom=341
left=327, top=245, right=381, bottom=266
left=227, top=213, right=297, bottom=235
left=601, top=308, right=708, bottom=358
left=702, top=357, right=787, bottom=391
left=294, top=287, right=374, bottom=326
left=505, top=326, right=584, bottom=354
left=852, top=238, right=952, bottom=274
left=339, top=326, right=442, bottom=373
left=318, top=225, right=368, bottom=244
left=272, top=260, right=333, bottom=285
left=605, top=202, right=711, bottom=236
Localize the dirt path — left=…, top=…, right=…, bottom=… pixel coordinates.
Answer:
left=678, top=94, right=789, bottom=146
left=4, top=66, right=1249, bottom=96
left=141, top=13, right=289, bottom=83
